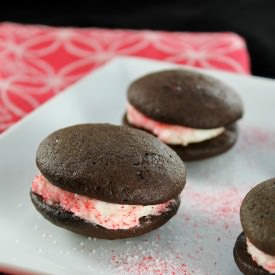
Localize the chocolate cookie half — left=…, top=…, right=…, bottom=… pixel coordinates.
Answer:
left=123, top=69, right=243, bottom=161
left=30, top=124, right=186, bottom=239
left=233, top=179, right=275, bottom=274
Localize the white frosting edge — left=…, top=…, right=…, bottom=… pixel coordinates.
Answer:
left=32, top=175, right=175, bottom=230
left=126, top=103, right=225, bottom=146
left=247, top=237, right=275, bottom=273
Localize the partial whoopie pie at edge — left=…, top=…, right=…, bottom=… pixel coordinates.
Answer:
left=233, top=179, right=275, bottom=274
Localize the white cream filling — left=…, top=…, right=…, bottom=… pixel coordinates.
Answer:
left=126, top=103, right=225, bottom=146
left=247, top=237, right=275, bottom=273
left=32, top=175, right=175, bottom=230
left=155, top=126, right=225, bottom=146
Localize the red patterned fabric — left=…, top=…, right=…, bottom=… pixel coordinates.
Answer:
left=0, top=23, right=250, bottom=133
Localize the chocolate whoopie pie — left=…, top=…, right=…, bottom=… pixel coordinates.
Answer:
left=30, top=124, right=186, bottom=239
left=233, top=179, right=275, bottom=274
left=123, top=69, right=243, bottom=161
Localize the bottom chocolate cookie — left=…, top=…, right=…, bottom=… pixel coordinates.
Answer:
left=31, top=192, right=180, bottom=240
left=123, top=114, right=238, bottom=161
left=233, top=232, right=273, bottom=275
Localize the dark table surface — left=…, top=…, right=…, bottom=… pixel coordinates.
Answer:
left=1, top=0, right=275, bottom=79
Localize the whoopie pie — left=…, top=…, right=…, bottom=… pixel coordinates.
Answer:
left=233, top=179, right=275, bottom=274
left=123, top=69, right=243, bottom=161
left=30, top=124, right=186, bottom=239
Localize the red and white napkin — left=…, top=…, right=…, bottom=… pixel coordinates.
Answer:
left=0, top=23, right=250, bottom=133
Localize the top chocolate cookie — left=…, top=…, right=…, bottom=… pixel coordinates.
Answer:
left=240, top=179, right=275, bottom=255
left=36, top=124, right=186, bottom=205
left=127, top=70, right=243, bottom=128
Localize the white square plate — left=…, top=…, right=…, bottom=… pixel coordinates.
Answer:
left=1, top=57, right=275, bottom=275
